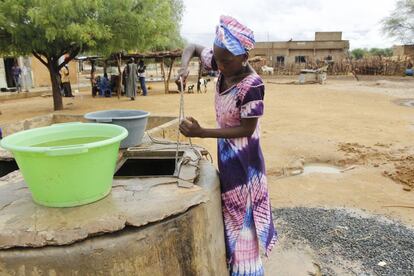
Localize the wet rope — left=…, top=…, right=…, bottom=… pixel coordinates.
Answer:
left=175, top=77, right=194, bottom=175
left=131, top=77, right=212, bottom=179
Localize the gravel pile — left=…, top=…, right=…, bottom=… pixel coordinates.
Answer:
left=273, top=207, right=414, bottom=276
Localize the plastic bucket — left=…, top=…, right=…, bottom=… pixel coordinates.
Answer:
left=0, top=123, right=128, bottom=207
left=84, top=109, right=150, bottom=148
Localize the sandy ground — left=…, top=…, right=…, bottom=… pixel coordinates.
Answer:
left=1, top=75, right=414, bottom=274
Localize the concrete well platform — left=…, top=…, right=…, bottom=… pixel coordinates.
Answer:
left=0, top=118, right=227, bottom=275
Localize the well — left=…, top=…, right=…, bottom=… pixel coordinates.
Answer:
left=0, top=116, right=227, bottom=275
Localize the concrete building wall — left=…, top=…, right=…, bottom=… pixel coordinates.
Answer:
left=315, top=32, right=342, bottom=41
left=31, top=57, right=78, bottom=87
left=250, top=32, right=349, bottom=67
left=252, top=48, right=348, bottom=66
left=0, top=58, right=7, bottom=88
left=393, top=45, right=414, bottom=58
left=0, top=56, right=78, bottom=89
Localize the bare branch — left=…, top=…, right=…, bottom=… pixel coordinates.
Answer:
left=58, top=46, right=81, bottom=70
left=32, top=51, right=49, bottom=67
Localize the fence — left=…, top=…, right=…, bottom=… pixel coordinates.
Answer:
left=251, top=56, right=413, bottom=76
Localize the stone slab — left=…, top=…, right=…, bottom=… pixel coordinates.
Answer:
left=0, top=176, right=208, bottom=249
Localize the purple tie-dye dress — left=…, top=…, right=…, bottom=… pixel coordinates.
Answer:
left=201, top=48, right=277, bottom=275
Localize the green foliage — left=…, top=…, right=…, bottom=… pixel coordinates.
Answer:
left=351, top=48, right=393, bottom=59
left=382, top=0, right=414, bottom=44
left=0, top=0, right=184, bottom=110
left=368, top=48, right=393, bottom=57
left=0, top=0, right=184, bottom=58
left=351, top=48, right=367, bottom=59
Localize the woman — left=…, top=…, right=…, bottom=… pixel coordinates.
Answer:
left=177, top=16, right=276, bottom=275
left=124, top=58, right=138, bottom=100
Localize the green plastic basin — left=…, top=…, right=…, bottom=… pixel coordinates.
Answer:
left=0, top=123, right=128, bottom=207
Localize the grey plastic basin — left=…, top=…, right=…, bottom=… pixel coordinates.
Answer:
left=84, top=110, right=150, bottom=148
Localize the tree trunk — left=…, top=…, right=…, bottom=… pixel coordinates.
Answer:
left=90, top=60, right=96, bottom=96
left=103, top=60, right=107, bottom=75
left=47, top=58, right=63, bottom=111
left=32, top=53, right=63, bottom=111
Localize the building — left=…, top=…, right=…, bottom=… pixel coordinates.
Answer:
left=250, top=32, right=350, bottom=67
left=393, top=45, right=414, bottom=59
left=0, top=55, right=78, bottom=91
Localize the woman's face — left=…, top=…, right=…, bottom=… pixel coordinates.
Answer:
left=213, top=45, right=247, bottom=78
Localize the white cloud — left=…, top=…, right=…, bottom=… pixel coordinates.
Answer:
left=181, top=0, right=398, bottom=49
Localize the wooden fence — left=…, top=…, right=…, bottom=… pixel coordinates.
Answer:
left=251, top=56, right=413, bottom=76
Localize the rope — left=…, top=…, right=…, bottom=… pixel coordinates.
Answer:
left=129, top=76, right=212, bottom=181
left=174, top=77, right=198, bottom=176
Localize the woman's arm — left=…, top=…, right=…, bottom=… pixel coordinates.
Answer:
left=177, top=44, right=205, bottom=81
left=179, top=117, right=257, bottom=139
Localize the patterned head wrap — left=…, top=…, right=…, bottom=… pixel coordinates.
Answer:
left=214, top=15, right=255, bottom=56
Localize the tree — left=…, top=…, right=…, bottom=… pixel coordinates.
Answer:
left=351, top=48, right=393, bottom=59
left=382, top=0, right=414, bottom=44
left=368, top=48, right=393, bottom=57
left=0, top=0, right=183, bottom=110
left=351, top=48, right=367, bottom=59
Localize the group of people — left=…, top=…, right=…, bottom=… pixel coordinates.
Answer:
left=90, top=58, right=147, bottom=100
left=10, top=61, right=69, bottom=96
left=92, top=73, right=117, bottom=98
left=123, top=58, right=147, bottom=100
left=11, top=62, right=32, bottom=93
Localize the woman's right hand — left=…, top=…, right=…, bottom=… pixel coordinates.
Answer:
left=175, top=67, right=189, bottom=88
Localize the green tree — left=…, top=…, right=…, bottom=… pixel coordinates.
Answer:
left=351, top=48, right=393, bottom=59
left=368, top=48, right=393, bottom=57
left=0, top=0, right=183, bottom=110
left=382, top=0, right=414, bottom=44
left=351, top=48, right=368, bottom=59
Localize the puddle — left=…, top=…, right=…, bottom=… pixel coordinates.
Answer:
left=395, top=99, right=414, bottom=107
left=302, top=163, right=341, bottom=175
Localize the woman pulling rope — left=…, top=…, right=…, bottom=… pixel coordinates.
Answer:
left=176, top=15, right=277, bottom=276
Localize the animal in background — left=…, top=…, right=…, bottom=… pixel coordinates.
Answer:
left=187, top=84, right=195, bottom=93
left=261, top=65, right=274, bottom=75
left=198, top=78, right=211, bottom=93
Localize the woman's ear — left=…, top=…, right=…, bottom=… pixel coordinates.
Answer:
left=242, top=53, right=249, bottom=67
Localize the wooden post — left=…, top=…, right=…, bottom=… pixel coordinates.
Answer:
left=160, top=58, right=167, bottom=94
left=165, top=57, right=176, bottom=94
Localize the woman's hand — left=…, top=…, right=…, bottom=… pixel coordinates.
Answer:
left=175, top=68, right=189, bottom=90
left=179, top=117, right=204, bottom=138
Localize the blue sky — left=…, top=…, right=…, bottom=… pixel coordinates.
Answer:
left=180, top=0, right=398, bottom=49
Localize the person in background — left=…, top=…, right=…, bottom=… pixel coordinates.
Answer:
left=59, top=65, right=74, bottom=97
left=91, top=61, right=98, bottom=97
left=11, top=62, right=22, bottom=92
left=138, top=59, right=148, bottom=96
left=21, top=62, right=32, bottom=92
left=124, top=58, right=138, bottom=100
left=98, top=73, right=111, bottom=97
left=176, top=16, right=276, bottom=275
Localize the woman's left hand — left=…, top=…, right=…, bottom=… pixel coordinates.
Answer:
left=179, top=117, right=204, bottom=137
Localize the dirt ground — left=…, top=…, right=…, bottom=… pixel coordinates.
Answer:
left=1, top=75, right=414, bottom=274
